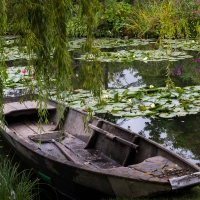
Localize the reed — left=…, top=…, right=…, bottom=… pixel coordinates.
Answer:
left=0, top=156, right=38, bottom=200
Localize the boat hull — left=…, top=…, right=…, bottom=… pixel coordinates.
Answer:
left=1, top=96, right=200, bottom=199
left=0, top=127, right=172, bottom=199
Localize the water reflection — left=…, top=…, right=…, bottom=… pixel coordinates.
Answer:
left=6, top=45, right=200, bottom=91
left=88, top=50, right=200, bottom=89
left=108, top=68, right=144, bottom=88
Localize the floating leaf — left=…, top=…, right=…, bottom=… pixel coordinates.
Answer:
left=114, top=93, right=119, bottom=102
left=122, top=89, right=129, bottom=97
left=159, top=113, right=177, bottom=118
left=138, top=105, right=146, bottom=111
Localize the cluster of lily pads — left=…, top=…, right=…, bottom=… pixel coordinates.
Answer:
left=70, top=38, right=198, bottom=63
left=49, top=85, right=200, bottom=119
left=78, top=49, right=193, bottom=63
left=69, top=38, right=154, bottom=50
left=1, top=46, right=29, bottom=62
left=3, top=37, right=200, bottom=119
left=3, top=66, right=35, bottom=93
left=69, top=38, right=200, bottom=51
left=2, top=38, right=199, bottom=63
left=162, top=39, right=200, bottom=51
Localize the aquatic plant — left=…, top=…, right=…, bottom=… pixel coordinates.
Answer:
left=40, top=85, right=200, bottom=119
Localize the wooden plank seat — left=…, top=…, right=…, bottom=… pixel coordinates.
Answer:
left=128, top=156, right=190, bottom=180
left=4, top=101, right=56, bottom=116
left=88, top=124, right=139, bottom=150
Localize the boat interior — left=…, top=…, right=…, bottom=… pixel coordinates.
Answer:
left=3, top=100, right=197, bottom=177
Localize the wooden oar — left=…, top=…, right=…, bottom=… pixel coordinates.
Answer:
left=28, top=131, right=77, bottom=163
left=89, top=124, right=139, bottom=150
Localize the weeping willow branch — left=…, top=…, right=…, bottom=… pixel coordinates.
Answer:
left=0, top=0, right=101, bottom=121
left=0, top=0, right=6, bottom=123
left=165, top=61, right=175, bottom=90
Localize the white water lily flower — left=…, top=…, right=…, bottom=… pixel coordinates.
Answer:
left=88, top=54, right=94, bottom=59
left=103, top=95, right=108, bottom=99
left=143, top=57, right=148, bottom=61
left=149, top=85, right=154, bottom=88
left=191, top=40, right=195, bottom=43
left=150, top=103, right=155, bottom=108
left=128, top=99, right=132, bottom=103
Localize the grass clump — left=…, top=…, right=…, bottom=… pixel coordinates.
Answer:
left=0, top=155, right=38, bottom=200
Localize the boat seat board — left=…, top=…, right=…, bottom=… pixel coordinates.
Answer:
left=7, top=122, right=68, bottom=160
left=8, top=120, right=56, bottom=138
left=4, top=101, right=56, bottom=115
left=128, top=156, right=187, bottom=180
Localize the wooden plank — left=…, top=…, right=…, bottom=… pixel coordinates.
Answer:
left=28, top=120, right=56, bottom=133
left=8, top=124, right=36, bottom=148
left=8, top=123, right=68, bottom=160
left=4, top=101, right=56, bottom=115
left=89, top=124, right=139, bottom=150
left=39, top=143, right=67, bottom=160
left=3, top=104, right=17, bottom=114
left=7, top=120, right=55, bottom=136
left=21, top=101, right=56, bottom=110
left=8, top=122, right=37, bottom=138
left=6, top=102, right=32, bottom=110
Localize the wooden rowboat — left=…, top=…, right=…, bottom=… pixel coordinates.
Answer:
left=1, top=95, right=200, bottom=199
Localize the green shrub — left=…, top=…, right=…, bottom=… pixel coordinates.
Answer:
left=66, top=0, right=200, bottom=39
left=126, top=0, right=200, bottom=39
left=97, top=0, right=131, bottom=37
left=66, top=5, right=88, bottom=37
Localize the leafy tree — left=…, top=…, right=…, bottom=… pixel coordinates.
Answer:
left=0, top=0, right=102, bottom=118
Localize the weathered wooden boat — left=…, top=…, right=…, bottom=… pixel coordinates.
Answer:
left=1, top=95, right=200, bottom=199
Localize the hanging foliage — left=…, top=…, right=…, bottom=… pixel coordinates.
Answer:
left=0, top=0, right=101, bottom=119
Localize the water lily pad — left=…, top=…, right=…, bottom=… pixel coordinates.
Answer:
left=124, top=111, right=143, bottom=118
left=159, top=113, right=177, bottom=118
left=95, top=109, right=107, bottom=114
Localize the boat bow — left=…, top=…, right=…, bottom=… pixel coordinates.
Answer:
left=169, top=172, right=200, bottom=190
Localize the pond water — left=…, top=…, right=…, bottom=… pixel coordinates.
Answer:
left=2, top=37, right=200, bottom=199
left=74, top=40, right=200, bottom=168
left=90, top=50, right=200, bottom=167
